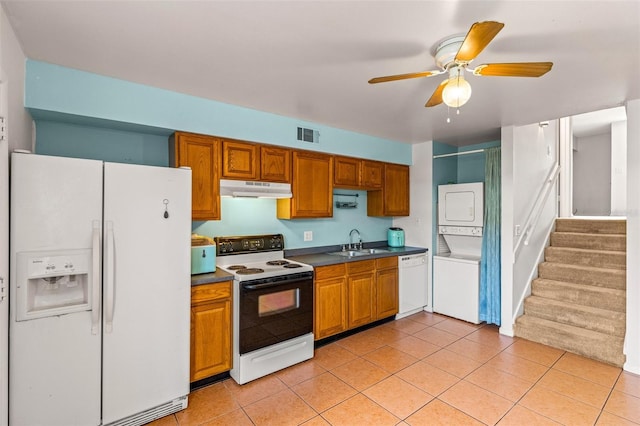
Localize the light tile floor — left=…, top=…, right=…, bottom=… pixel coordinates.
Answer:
left=150, top=312, right=640, bottom=426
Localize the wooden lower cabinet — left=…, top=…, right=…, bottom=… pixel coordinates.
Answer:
left=375, top=257, right=399, bottom=320
left=314, top=258, right=399, bottom=341
left=190, top=281, right=232, bottom=382
left=314, top=264, right=348, bottom=340
left=346, top=261, right=376, bottom=329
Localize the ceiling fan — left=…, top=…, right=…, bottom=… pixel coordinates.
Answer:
left=368, top=21, right=553, bottom=111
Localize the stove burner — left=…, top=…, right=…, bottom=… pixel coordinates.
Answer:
left=266, top=260, right=290, bottom=266
left=227, top=265, right=248, bottom=270
left=283, top=263, right=302, bottom=269
left=236, top=268, right=265, bottom=275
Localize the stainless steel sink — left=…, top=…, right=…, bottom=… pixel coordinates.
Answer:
left=358, top=248, right=390, bottom=254
left=327, top=250, right=367, bottom=257
left=327, top=248, right=390, bottom=257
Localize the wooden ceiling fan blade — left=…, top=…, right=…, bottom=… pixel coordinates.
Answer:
left=368, top=70, right=441, bottom=84
left=455, top=21, right=504, bottom=63
left=473, top=62, right=553, bottom=77
left=425, top=80, right=448, bottom=107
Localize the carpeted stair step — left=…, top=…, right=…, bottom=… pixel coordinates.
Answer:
left=538, top=262, right=626, bottom=290
left=532, top=278, right=626, bottom=312
left=515, top=315, right=625, bottom=367
left=555, top=218, right=626, bottom=235
left=544, top=246, right=626, bottom=270
left=550, top=232, right=626, bottom=252
left=523, top=296, right=626, bottom=337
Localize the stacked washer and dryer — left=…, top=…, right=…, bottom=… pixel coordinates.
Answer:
left=433, top=183, right=484, bottom=324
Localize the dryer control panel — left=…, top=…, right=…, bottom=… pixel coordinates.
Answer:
left=439, top=226, right=483, bottom=237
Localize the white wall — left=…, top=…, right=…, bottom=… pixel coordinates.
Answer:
left=501, top=121, right=558, bottom=336
left=1, top=6, right=32, bottom=425
left=393, top=141, right=433, bottom=311
left=500, top=127, right=515, bottom=336
left=625, top=99, right=640, bottom=374
left=611, top=121, right=627, bottom=216
left=1, top=6, right=32, bottom=153
left=573, top=133, right=611, bottom=216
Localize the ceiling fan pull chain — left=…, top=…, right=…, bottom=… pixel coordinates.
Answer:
left=447, top=107, right=451, bottom=123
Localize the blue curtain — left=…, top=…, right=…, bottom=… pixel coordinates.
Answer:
left=480, top=147, right=501, bottom=325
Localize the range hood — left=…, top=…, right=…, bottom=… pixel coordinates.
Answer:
left=219, top=179, right=292, bottom=199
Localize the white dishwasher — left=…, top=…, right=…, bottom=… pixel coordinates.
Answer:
left=396, top=252, right=430, bottom=319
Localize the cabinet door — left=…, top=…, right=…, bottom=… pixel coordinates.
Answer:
left=170, top=132, right=220, bottom=220
left=376, top=267, right=398, bottom=320
left=347, top=260, right=376, bottom=329
left=334, top=156, right=360, bottom=188
left=260, top=146, right=291, bottom=182
left=367, top=163, right=410, bottom=217
left=190, top=299, right=232, bottom=382
left=222, top=140, right=258, bottom=180
left=361, top=160, right=383, bottom=189
left=314, top=276, right=348, bottom=340
left=277, top=150, right=333, bottom=219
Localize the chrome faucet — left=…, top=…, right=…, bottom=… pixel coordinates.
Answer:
left=349, top=228, right=362, bottom=250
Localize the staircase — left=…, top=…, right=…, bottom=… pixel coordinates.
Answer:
left=515, top=218, right=627, bottom=367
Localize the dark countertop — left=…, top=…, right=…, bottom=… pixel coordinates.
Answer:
left=191, top=268, right=234, bottom=286
left=190, top=243, right=428, bottom=285
left=285, top=243, right=427, bottom=267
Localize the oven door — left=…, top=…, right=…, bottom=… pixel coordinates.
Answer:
left=239, top=271, right=313, bottom=354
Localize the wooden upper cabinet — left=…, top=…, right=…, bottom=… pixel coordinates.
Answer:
left=260, top=146, right=291, bottom=183
left=361, top=160, right=384, bottom=189
left=169, top=132, right=220, bottom=221
left=334, top=156, right=360, bottom=188
left=221, top=140, right=259, bottom=180
left=334, top=156, right=384, bottom=190
left=367, top=163, right=410, bottom=217
left=277, top=150, right=333, bottom=219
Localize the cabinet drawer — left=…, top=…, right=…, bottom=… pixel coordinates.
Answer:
left=315, top=263, right=346, bottom=280
left=191, top=281, right=232, bottom=305
left=347, top=260, right=375, bottom=274
left=376, top=256, right=398, bottom=270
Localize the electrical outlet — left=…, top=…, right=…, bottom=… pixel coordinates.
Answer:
left=515, top=225, right=521, bottom=236
left=303, top=231, right=313, bottom=241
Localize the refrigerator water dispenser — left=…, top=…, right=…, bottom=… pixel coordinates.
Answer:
left=16, top=249, right=93, bottom=321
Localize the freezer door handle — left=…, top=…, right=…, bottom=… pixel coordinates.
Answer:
left=105, top=220, right=115, bottom=333
left=91, top=220, right=101, bottom=334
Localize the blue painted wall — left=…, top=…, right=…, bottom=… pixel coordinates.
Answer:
left=25, top=60, right=411, bottom=164
left=26, top=60, right=403, bottom=249
left=35, top=120, right=169, bottom=166
left=194, top=192, right=392, bottom=248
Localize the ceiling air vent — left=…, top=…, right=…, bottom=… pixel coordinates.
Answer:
left=297, top=127, right=319, bottom=144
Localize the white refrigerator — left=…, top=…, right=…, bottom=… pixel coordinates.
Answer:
left=9, top=152, right=192, bottom=425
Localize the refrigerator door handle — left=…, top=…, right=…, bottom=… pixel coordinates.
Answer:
left=105, top=220, right=115, bottom=333
left=91, top=220, right=101, bottom=334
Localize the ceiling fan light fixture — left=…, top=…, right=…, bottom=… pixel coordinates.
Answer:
left=442, top=67, right=472, bottom=108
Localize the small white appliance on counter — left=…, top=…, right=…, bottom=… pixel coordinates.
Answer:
left=9, top=152, right=191, bottom=426
left=433, top=182, right=484, bottom=324
left=397, top=252, right=430, bottom=318
left=215, top=234, right=314, bottom=385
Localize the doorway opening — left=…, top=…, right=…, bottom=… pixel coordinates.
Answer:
left=560, top=106, right=627, bottom=218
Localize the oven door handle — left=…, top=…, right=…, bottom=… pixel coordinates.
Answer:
left=243, top=276, right=311, bottom=290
